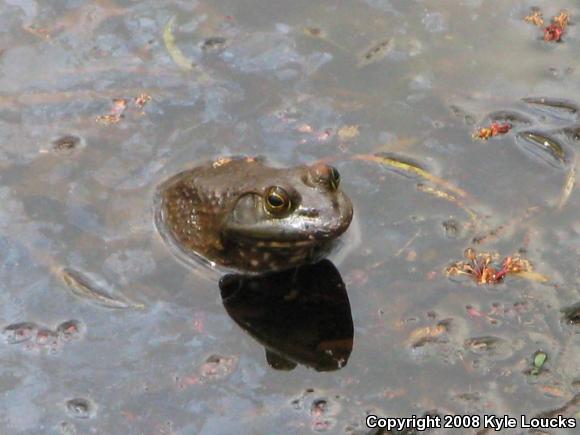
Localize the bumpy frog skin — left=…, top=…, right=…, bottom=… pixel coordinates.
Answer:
left=155, top=157, right=353, bottom=273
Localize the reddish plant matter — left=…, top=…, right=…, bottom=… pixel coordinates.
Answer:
left=524, top=9, right=544, bottom=26
left=525, top=8, right=570, bottom=43
left=473, top=122, right=511, bottom=140
left=553, top=10, right=571, bottom=28
left=445, top=248, right=531, bottom=285
left=96, top=98, right=128, bottom=124
left=544, top=10, right=570, bottom=42
left=544, top=23, right=564, bottom=42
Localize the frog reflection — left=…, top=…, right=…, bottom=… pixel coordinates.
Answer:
left=219, top=259, right=353, bottom=371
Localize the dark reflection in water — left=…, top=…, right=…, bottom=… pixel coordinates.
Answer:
left=219, top=259, right=353, bottom=372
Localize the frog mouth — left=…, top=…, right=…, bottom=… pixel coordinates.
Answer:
left=253, top=239, right=325, bottom=248
left=228, top=235, right=328, bottom=249
left=224, top=223, right=350, bottom=248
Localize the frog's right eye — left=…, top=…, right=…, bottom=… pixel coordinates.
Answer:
left=329, top=166, right=341, bottom=190
left=264, top=186, right=291, bottom=216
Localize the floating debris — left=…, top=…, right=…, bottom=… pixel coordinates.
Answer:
left=464, top=336, right=513, bottom=359
left=163, top=16, right=194, bottom=71
left=95, top=98, right=128, bottom=124
left=200, top=36, right=227, bottom=51
left=445, top=248, right=540, bottom=285
left=558, top=166, right=576, bottom=209
left=357, top=38, right=393, bottom=68
left=529, top=350, right=548, bottom=376
left=472, top=122, right=511, bottom=140
left=407, top=319, right=451, bottom=348
left=543, top=22, right=562, bottom=42
left=516, top=131, right=567, bottom=167
left=66, top=398, right=95, bottom=419
left=35, top=329, right=59, bottom=347
left=524, top=8, right=544, bottom=26
left=2, top=322, right=38, bottom=344
left=337, top=125, right=360, bottom=141
left=199, top=354, right=239, bottom=382
left=303, top=27, right=323, bottom=37
left=2, top=319, right=84, bottom=352
left=524, top=8, right=570, bottom=42
left=56, top=320, right=84, bottom=341
left=57, top=267, right=144, bottom=309
left=522, top=97, right=578, bottom=116
left=561, top=302, right=580, bottom=326
left=52, top=135, right=82, bottom=153
left=552, top=10, right=571, bottom=29
left=544, top=10, right=570, bottom=42
left=134, top=93, right=151, bottom=109
left=95, top=94, right=152, bottom=124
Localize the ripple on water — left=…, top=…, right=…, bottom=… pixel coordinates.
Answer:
left=65, top=398, right=95, bottom=419
left=2, top=319, right=85, bottom=353
left=199, top=354, right=239, bottom=382
left=464, top=336, right=513, bottom=360
left=2, top=322, right=38, bottom=344
left=290, top=388, right=342, bottom=433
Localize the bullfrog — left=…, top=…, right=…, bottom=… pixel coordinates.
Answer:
left=154, top=157, right=353, bottom=273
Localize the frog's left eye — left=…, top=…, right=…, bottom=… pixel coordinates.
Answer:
left=329, top=166, right=341, bottom=190
left=264, top=186, right=291, bottom=216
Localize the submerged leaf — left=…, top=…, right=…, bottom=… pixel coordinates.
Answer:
left=57, top=267, right=144, bottom=309
left=516, top=131, right=568, bottom=168
left=357, top=38, right=393, bottom=67
left=163, top=16, right=194, bottom=71
left=416, top=184, right=478, bottom=220
left=354, top=152, right=469, bottom=199
left=407, top=319, right=451, bottom=348
left=522, top=97, right=578, bottom=116
left=558, top=167, right=576, bottom=210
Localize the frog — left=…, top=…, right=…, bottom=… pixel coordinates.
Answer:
left=154, top=156, right=354, bottom=273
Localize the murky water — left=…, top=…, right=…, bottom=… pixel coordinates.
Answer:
left=0, top=0, right=578, bottom=434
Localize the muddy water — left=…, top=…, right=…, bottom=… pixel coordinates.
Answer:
left=0, top=0, right=578, bottom=434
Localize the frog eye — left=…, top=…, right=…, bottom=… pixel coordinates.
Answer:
left=329, top=166, right=341, bottom=190
left=264, top=186, right=291, bottom=215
